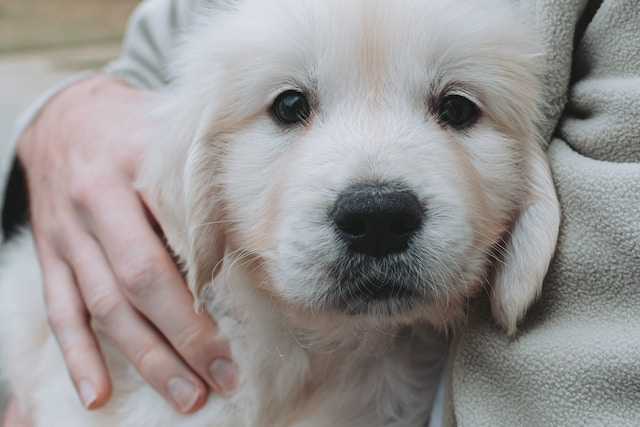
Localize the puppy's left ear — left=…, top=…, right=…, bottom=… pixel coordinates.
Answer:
left=490, top=145, right=560, bottom=335
left=141, top=101, right=227, bottom=308
left=182, top=123, right=227, bottom=308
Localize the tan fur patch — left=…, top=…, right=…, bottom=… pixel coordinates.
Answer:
left=358, top=4, right=388, bottom=104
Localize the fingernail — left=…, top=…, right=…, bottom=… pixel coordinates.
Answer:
left=209, top=359, right=238, bottom=393
left=79, top=380, right=97, bottom=409
left=168, top=377, right=200, bottom=413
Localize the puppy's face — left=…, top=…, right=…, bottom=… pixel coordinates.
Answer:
left=153, top=0, right=559, bottom=331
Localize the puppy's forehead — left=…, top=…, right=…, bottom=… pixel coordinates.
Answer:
left=217, top=0, right=532, bottom=83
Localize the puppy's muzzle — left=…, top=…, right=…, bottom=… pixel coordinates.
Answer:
left=331, top=182, right=424, bottom=258
left=325, top=182, right=427, bottom=312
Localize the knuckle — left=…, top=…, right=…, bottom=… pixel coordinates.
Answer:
left=86, top=293, right=122, bottom=323
left=69, top=174, right=112, bottom=210
left=69, top=180, right=96, bottom=209
left=46, top=306, right=73, bottom=333
left=134, top=340, right=164, bottom=374
left=46, top=300, right=85, bottom=332
left=175, top=324, right=208, bottom=354
left=118, top=257, right=161, bottom=298
left=33, top=213, right=70, bottom=246
left=61, top=342, right=94, bottom=367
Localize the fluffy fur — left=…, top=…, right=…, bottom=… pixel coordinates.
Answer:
left=0, top=0, right=560, bottom=425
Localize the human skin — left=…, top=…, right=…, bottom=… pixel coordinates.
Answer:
left=3, top=400, right=29, bottom=427
left=8, top=75, right=237, bottom=417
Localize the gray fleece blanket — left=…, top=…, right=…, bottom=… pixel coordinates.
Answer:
left=1, top=0, right=638, bottom=425
left=445, top=1, right=640, bottom=425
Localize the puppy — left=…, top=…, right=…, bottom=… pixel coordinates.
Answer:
left=0, top=0, right=560, bottom=425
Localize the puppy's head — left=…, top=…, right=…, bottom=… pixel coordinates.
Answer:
left=144, top=0, right=560, bottom=333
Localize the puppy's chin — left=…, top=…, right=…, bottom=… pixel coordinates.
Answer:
left=318, top=279, right=426, bottom=319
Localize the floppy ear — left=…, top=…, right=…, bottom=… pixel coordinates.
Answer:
left=182, top=131, right=227, bottom=307
left=140, top=100, right=226, bottom=308
left=490, top=145, right=560, bottom=335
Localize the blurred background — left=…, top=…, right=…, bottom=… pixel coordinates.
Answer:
left=0, top=0, right=140, bottom=418
left=0, top=0, right=139, bottom=159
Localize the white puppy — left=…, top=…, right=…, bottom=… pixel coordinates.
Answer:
left=0, top=0, right=560, bottom=426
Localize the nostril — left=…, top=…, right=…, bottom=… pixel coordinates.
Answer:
left=389, top=213, right=422, bottom=236
left=336, top=213, right=367, bottom=238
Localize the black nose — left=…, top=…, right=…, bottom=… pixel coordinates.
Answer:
left=331, top=183, right=424, bottom=258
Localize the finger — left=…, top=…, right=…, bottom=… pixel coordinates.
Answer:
left=39, top=247, right=111, bottom=410
left=65, top=233, right=209, bottom=413
left=4, top=398, right=31, bottom=427
left=78, top=183, right=236, bottom=393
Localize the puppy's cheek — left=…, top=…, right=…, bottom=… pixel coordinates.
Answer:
left=448, top=134, right=519, bottom=261
left=251, top=185, right=283, bottom=254
left=270, top=207, right=338, bottom=308
left=247, top=128, right=316, bottom=255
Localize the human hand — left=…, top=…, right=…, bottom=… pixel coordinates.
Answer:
left=16, top=76, right=236, bottom=414
left=3, top=399, right=30, bottom=427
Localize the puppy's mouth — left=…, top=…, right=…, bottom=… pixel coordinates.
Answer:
left=324, top=256, right=428, bottom=317
left=333, top=280, right=421, bottom=316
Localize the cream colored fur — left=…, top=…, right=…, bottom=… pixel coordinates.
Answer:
left=0, top=0, right=559, bottom=425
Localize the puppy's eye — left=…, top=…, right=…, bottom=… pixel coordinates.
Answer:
left=272, top=90, right=311, bottom=126
left=438, top=95, right=479, bottom=130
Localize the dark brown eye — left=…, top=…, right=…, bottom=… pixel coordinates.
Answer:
left=272, top=90, right=311, bottom=125
left=438, top=95, right=480, bottom=130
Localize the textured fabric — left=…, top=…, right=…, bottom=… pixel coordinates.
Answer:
left=104, top=0, right=202, bottom=89
left=1, top=0, right=639, bottom=425
left=446, top=1, right=640, bottom=426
